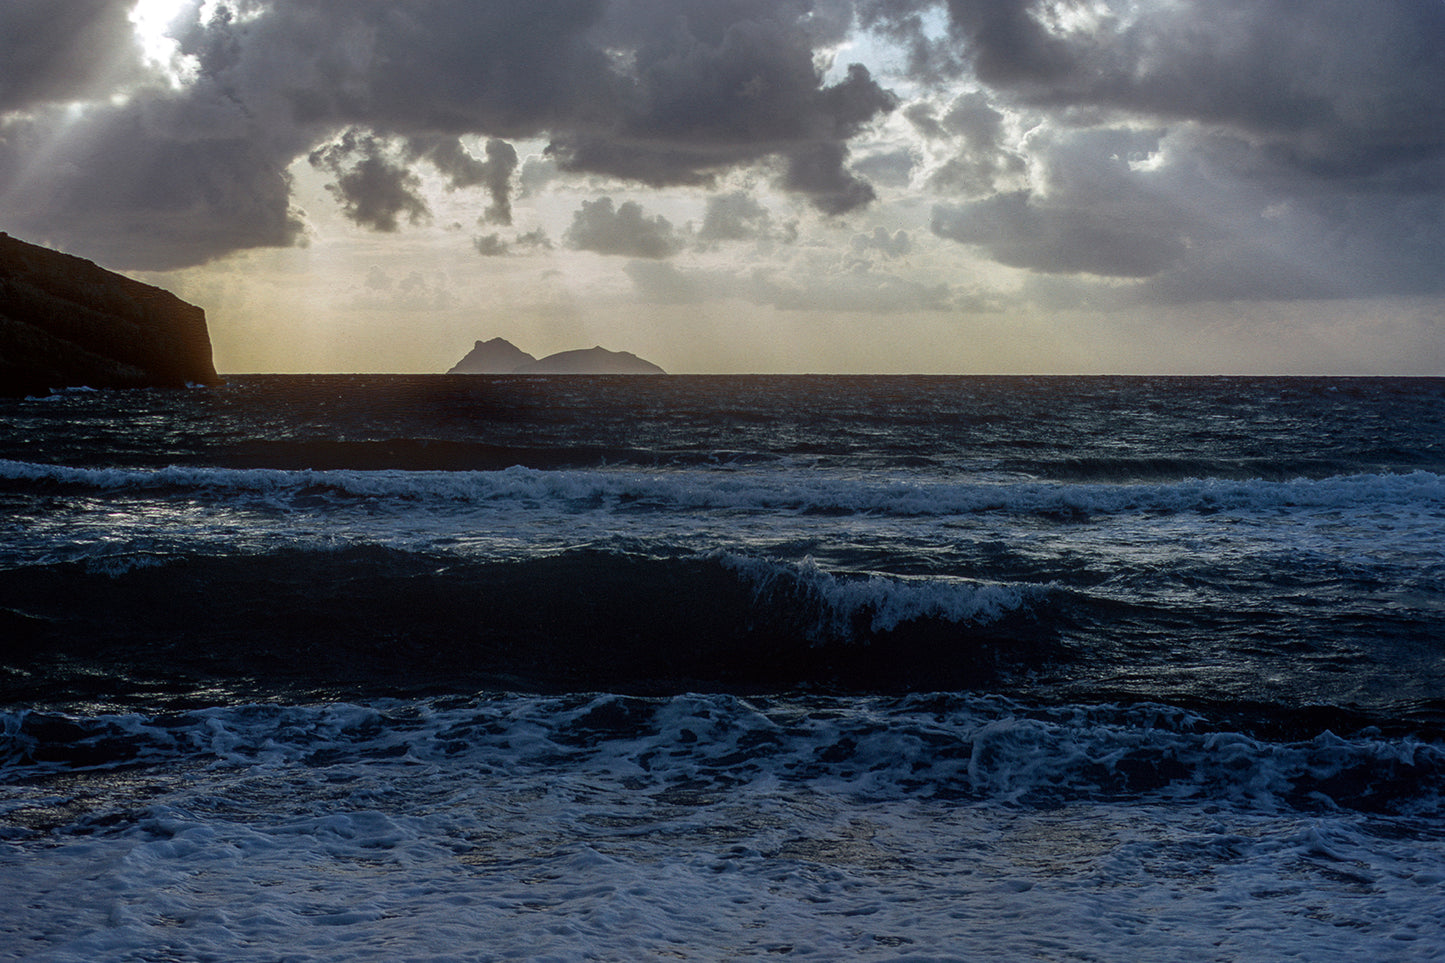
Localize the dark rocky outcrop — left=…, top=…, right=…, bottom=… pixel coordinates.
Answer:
left=0, top=232, right=221, bottom=396
left=449, top=338, right=666, bottom=375
left=516, top=346, right=666, bottom=374
left=447, top=337, right=537, bottom=373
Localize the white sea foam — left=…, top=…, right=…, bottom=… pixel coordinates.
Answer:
left=4, top=459, right=1439, bottom=600
left=25, top=385, right=100, bottom=402
left=2, top=694, right=1443, bottom=961
left=3, top=458, right=1442, bottom=519
left=718, top=553, right=1046, bottom=633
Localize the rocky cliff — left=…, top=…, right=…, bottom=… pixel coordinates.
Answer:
left=0, top=232, right=221, bottom=395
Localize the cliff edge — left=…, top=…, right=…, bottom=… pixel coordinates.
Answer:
left=0, top=232, right=221, bottom=395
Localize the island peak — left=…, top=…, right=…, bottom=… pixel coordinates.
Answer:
left=449, top=340, right=665, bottom=375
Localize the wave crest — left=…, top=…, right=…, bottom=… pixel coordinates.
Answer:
left=3, top=459, right=1440, bottom=520
left=0, top=547, right=1060, bottom=700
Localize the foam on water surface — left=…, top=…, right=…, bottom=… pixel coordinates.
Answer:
left=2, top=694, right=1443, bottom=961
left=4, top=458, right=1443, bottom=518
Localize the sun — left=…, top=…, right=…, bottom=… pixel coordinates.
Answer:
left=129, top=0, right=200, bottom=87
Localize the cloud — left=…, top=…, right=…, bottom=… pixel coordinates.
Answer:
left=0, top=0, right=904, bottom=267
left=0, top=0, right=1440, bottom=314
left=933, top=190, right=1187, bottom=278
left=930, top=116, right=1445, bottom=299
left=624, top=258, right=971, bottom=313
left=408, top=136, right=519, bottom=226
left=474, top=228, right=553, bottom=257
left=783, top=141, right=879, bottom=216
left=885, top=0, right=1445, bottom=302
left=0, top=0, right=147, bottom=112
left=929, top=124, right=1191, bottom=278
left=0, top=99, right=306, bottom=270
left=857, top=0, right=970, bottom=86
left=935, top=0, right=1445, bottom=182
left=696, top=192, right=780, bottom=244
left=473, top=234, right=510, bottom=258
left=941, top=0, right=1076, bottom=88
left=548, top=21, right=896, bottom=212
left=518, top=155, right=561, bottom=198
left=852, top=227, right=912, bottom=259
left=849, top=147, right=918, bottom=188
left=908, top=92, right=1026, bottom=196
left=565, top=196, right=683, bottom=258
left=309, top=130, right=430, bottom=233
left=220, top=5, right=892, bottom=200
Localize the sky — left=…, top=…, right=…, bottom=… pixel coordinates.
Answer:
left=1, top=0, right=1442, bottom=374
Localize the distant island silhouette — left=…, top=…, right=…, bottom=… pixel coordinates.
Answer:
left=0, top=232, right=221, bottom=395
left=449, top=338, right=666, bottom=375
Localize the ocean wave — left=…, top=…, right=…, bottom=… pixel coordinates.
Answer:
left=0, top=547, right=1061, bottom=699
left=2, top=458, right=1442, bottom=520
left=719, top=553, right=1048, bottom=636
left=4, top=693, right=1440, bottom=816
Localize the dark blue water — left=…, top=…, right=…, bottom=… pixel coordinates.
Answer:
left=2, top=375, right=1443, bottom=960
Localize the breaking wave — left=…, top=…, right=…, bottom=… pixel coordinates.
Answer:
left=4, top=693, right=1441, bottom=816
left=2, top=459, right=1440, bottom=520
left=0, top=547, right=1063, bottom=699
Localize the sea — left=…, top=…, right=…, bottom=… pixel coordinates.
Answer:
left=1, top=374, right=1442, bottom=962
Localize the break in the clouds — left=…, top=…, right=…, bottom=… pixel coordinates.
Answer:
left=0, top=0, right=1441, bottom=322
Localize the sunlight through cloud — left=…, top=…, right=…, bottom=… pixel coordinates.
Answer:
left=128, top=0, right=199, bottom=88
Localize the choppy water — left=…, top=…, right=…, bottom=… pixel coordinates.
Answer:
left=2, top=375, right=1443, bottom=960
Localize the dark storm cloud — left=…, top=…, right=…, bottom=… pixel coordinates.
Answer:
left=0, top=0, right=145, bottom=112
left=941, top=0, right=1073, bottom=87
left=544, top=36, right=895, bottom=208
left=783, top=141, right=878, bottom=216
left=930, top=125, right=1189, bottom=279
left=565, top=196, right=683, bottom=258
left=929, top=0, right=1445, bottom=182
left=309, top=130, right=430, bottom=233
left=0, top=0, right=899, bottom=267
left=406, top=136, right=519, bottom=226
left=4, top=0, right=1440, bottom=302
left=932, top=189, right=1186, bottom=278
left=933, top=119, right=1445, bottom=299
left=0, top=100, right=307, bottom=270
left=908, top=0, right=1445, bottom=297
